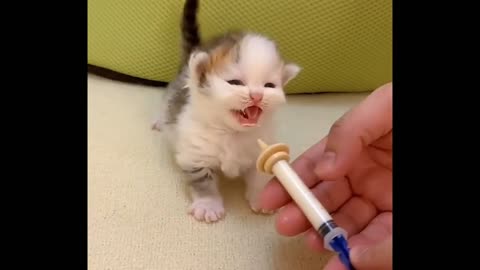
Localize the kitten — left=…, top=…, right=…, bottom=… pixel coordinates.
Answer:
left=153, top=0, right=301, bottom=223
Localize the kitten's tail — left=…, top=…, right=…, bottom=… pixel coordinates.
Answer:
left=181, top=0, right=201, bottom=65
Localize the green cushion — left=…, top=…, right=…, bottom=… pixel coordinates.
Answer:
left=88, top=0, right=391, bottom=94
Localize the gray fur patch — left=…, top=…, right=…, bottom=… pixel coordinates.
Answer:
left=190, top=174, right=213, bottom=185
left=189, top=173, right=215, bottom=196
left=164, top=71, right=190, bottom=125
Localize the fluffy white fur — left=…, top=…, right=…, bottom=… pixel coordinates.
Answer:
left=161, top=34, right=300, bottom=222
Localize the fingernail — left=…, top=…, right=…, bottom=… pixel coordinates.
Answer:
left=314, top=152, right=336, bottom=174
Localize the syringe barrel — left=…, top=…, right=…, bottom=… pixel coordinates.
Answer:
left=272, top=160, right=348, bottom=251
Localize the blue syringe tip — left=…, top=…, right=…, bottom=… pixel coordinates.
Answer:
left=329, top=235, right=355, bottom=270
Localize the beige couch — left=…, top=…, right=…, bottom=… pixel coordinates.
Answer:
left=88, top=73, right=369, bottom=270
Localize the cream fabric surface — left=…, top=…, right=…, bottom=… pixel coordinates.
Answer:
left=88, top=74, right=369, bottom=270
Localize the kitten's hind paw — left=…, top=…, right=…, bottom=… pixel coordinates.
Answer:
left=188, top=197, right=225, bottom=223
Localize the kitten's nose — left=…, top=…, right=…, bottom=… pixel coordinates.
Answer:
left=249, top=92, right=263, bottom=103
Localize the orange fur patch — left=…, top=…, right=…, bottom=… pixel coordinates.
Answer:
left=196, top=33, right=244, bottom=79
left=208, top=42, right=239, bottom=74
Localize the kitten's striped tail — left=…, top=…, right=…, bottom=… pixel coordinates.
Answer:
left=181, top=0, right=201, bottom=65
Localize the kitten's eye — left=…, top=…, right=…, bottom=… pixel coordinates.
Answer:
left=264, top=83, right=276, bottom=88
left=227, top=79, right=244, bottom=86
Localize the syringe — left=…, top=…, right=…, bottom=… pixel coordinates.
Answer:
left=256, top=139, right=355, bottom=270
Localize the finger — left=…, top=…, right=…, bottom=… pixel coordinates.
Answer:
left=260, top=138, right=327, bottom=210
left=322, top=212, right=392, bottom=270
left=304, top=197, right=378, bottom=252
left=323, top=255, right=346, bottom=270
left=314, top=83, right=392, bottom=180
left=348, top=213, right=392, bottom=270
left=346, top=212, right=392, bottom=247
left=349, top=167, right=392, bottom=211
left=350, top=235, right=392, bottom=270
left=367, top=131, right=392, bottom=170
left=304, top=227, right=324, bottom=251
left=371, top=131, right=392, bottom=150
left=330, top=197, right=378, bottom=242
left=275, top=178, right=352, bottom=236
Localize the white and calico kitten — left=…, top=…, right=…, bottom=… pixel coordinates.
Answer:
left=153, top=0, right=301, bottom=223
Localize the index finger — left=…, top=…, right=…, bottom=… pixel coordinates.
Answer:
left=260, top=137, right=328, bottom=210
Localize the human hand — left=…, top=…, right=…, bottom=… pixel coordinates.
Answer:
left=260, top=83, right=392, bottom=270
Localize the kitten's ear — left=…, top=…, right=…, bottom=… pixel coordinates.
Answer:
left=188, top=51, right=210, bottom=88
left=282, top=63, right=301, bottom=86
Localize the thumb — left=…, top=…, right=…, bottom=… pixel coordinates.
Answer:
left=314, top=83, right=392, bottom=180
left=350, top=236, right=392, bottom=270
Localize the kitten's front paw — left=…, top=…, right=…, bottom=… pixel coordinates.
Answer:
left=188, top=197, right=225, bottom=223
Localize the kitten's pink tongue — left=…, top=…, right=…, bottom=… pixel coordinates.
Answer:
left=239, top=106, right=262, bottom=126
left=245, top=106, right=260, bottom=120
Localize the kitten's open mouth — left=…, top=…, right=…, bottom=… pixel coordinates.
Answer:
left=232, top=106, right=263, bottom=126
